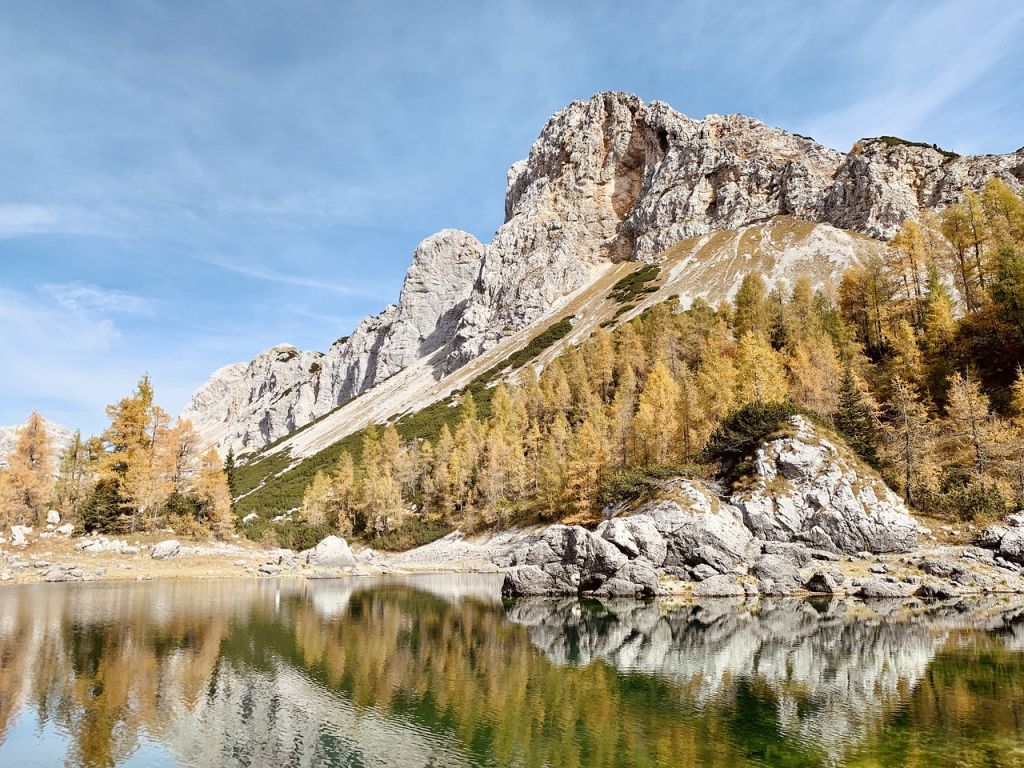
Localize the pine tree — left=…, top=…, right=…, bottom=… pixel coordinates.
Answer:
left=833, top=365, right=882, bottom=468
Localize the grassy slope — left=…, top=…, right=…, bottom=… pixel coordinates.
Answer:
left=233, top=316, right=575, bottom=520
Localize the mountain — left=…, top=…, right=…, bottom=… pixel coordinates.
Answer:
left=0, top=417, right=74, bottom=469
left=182, top=92, right=1024, bottom=459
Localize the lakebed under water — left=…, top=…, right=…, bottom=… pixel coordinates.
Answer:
left=1, top=575, right=1023, bottom=767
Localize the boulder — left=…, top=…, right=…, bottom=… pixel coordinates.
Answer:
left=304, top=536, right=355, bottom=568
left=46, top=510, right=60, bottom=525
left=10, top=525, right=32, bottom=547
left=501, top=524, right=655, bottom=597
left=856, top=578, right=915, bottom=599
left=731, top=417, right=921, bottom=554
left=691, top=574, right=745, bottom=598
left=56, top=523, right=74, bottom=536
left=751, top=554, right=802, bottom=594
left=804, top=570, right=846, bottom=594
left=259, top=563, right=281, bottom=576
left=242, top=512, right=259, bottom=524
left=151, top=540, right=182, bottom=560
left=597, top=515, right=666, bottom=565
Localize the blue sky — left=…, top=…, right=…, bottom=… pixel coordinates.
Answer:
left=1, top=0, right=1022, bottom=435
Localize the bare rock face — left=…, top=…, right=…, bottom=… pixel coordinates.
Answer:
left=731, top=416, right=922, bottom=554
left=184, top=92, right=1024, bottom=456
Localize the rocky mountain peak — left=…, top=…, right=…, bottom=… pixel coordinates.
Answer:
left=183, top=91, right=1023, bottom=456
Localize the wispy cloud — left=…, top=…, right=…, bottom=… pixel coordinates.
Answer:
left=39, top=282, right=155, bottom=316
left=804, top=1, right=1024, bottom=150
left=193, top=255, right=387, bottom=298
left=0, top=204, right=61, bottom=236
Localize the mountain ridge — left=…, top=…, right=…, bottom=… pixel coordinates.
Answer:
left=182, top=91, right=1024, bottom=458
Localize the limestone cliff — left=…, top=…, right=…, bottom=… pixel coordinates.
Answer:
left=183, top=92, right=1024, bottom=456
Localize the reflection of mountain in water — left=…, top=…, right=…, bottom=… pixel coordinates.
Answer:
left=507, top=596, right=1024, bottom=762
left=1, top=578, right=1024, bottom=767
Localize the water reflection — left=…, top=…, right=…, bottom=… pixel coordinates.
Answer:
left=1, top=578, right=1023, bottom=767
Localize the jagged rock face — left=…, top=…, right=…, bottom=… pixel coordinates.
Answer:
left=185, top=92, right=1024, bottom=455
left=824, top=139, right=1024, bottom=238
left=502, top=417, right=922, bottom=597
left=732, top=416, right=922, bottom=553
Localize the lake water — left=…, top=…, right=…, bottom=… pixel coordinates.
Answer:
left=1, top=576, right=1024, bottom=767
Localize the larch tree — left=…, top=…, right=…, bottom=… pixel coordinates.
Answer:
left=53, top=430, right=95, bottom=522
left=563, top=412, right=609, bottom=516
left=788, top=336, right=841, bottom=416
left=735, top=332, right=788, bottom=406
left=733, top=273, right=770, bottom=339
left=884, top=376, right=934, bottom=505
left=4, top=411, right=54, bottom=525
left=301, top=470, right=332, bottom=527
left=944, top=371, right=1001, bottom=478
left=633, top=359, right=680, bottom=464
left=330, top=451, right=357, bottom=534
left=194, top=447, right=234, bottom=534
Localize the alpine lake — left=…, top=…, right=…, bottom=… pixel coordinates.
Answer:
left=1, top=575, right=1023, bottom=767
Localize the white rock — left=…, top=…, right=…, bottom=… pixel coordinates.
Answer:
left=46, top=510, right=60, bottom=525
left=10, top=525, right=32, bottom=547
left=151, top=540, right=182, bottom=560
left=303, top=536, right=356, bottom=568
left=241, top=512, right=259, bottom=524
left=56, top=523, right=75, bottom=536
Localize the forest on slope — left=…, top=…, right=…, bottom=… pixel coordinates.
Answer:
left=1, top=179, right=1021, bottom=552
left=268, top=179, right=1024, bottom=550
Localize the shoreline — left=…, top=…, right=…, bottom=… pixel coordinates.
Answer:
left=5, top=527, right=1024, bottom=602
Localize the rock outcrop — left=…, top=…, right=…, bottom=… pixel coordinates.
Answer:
left=502, top=416, right=925, bottom=597
left=731, top=415, right=922, bottom=553
left=184, top=92, right=1024, bottom=456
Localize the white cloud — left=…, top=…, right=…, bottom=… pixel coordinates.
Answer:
left=0, top=204, right=60, bottom=236
left=39, top=282, right=154, bottom=316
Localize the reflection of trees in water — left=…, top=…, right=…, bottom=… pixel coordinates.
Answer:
left=1, top=582, right=1024, bottom=767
